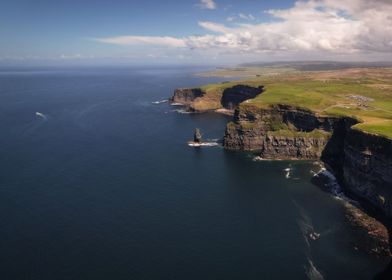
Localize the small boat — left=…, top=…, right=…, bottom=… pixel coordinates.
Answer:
left=309, top=232, right=321, bottom=240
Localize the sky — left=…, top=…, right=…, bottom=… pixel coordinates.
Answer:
left=1, top=0, right=392, bottom=66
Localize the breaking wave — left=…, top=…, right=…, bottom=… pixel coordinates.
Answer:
left=173, top=109, right=194, bottom=114
left=252, top=156, right=264, bottom=161
left=152, top=99, right=168, bottom=104
left=313, top=168, right=355, bottom=203
left=188, top=142, right=219, bottom=147
left=252, top=156, right=282, bottom=161
left=171, top=102, right=184, bottom=106
left=284, top=166, right=292, bottom=179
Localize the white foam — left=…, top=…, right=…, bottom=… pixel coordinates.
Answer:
left=35, top=112, right=47, bottom=120
left=188, top=142, right=219, bottom=147
left=174, top=109, right=192, bottom=114
left=313, top=169, right=355, bottom=203
left=284, top=167, right=292, bottom=178
left=252, top=156, right=264, bottom=161
left=305, top=258, right=324, bottom=280
left=152, top=99, right=168, bottom=104
left=171, top=103, right=184, bottom=106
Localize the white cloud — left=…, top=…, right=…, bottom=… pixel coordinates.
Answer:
left=95, top=36, right=186, bottom=48
left=198, top=0, right=216, bottom=10
left=95, top=0, right=392, bottom=59
left=238, top=13, right=255, bottom=21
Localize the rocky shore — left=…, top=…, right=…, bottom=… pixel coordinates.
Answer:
left=171, top=82, right=392, bottom=260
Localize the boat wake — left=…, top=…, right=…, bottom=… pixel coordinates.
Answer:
left=292, top=200, right=325, bottom=280
left=305, top=258, right=324, bottom=280
left=35, top=112, right=47, bottom=120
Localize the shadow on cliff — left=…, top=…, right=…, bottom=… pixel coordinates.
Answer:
left=315, top=118, right=392, bottom=279
left=220, top=85, right=264, bottom=109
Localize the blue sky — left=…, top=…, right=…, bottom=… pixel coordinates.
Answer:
left=1, top=0, right=391, bottom=65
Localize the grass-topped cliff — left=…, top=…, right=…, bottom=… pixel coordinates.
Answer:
left=199, top=68, right=392, bottom=139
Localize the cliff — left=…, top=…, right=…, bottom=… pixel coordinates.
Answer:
left=343, top=129, right=392, bottom=217
left=224, top=105, right=335, bottom=159
left=171, top=84, right=264, bottom=112
left=224, top=103, right=392, bottom=218
left=171, top=88, right=205, bottom=106
left=177, top=68, right=392, bottom=259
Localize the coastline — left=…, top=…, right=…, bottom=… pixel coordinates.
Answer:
left=170, top=67, right=392, bottom=263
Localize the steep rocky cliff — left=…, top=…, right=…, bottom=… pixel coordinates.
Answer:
left=171, top=84, right=264, bottom=112
left=224, top=103, right=392, bottom=218
left=221, top=85, right=264, bottom=109
left=343, top=129, right=392, bottom=217
left=223, top=102, right=392, bottom=257
left=224, top=105, right=335, bottom=159
left=171, top=88, right=205, bottom=106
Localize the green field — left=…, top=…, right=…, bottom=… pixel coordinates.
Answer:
left=199, top=68, right=392, bottom=139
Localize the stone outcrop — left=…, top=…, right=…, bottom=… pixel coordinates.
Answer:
left=171, top=88, right=205, bottom=106
left=345, top=202, right=391, bottom=258
left=170, top=85, right=264, bottom=112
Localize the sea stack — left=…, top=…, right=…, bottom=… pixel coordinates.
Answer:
left=194, top=128, right=202, bottom=143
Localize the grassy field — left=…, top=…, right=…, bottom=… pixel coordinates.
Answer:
left=199, top=68, right=392, bottom=139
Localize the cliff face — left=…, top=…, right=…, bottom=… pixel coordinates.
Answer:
left=221, top=85, right=264, bottom=109
left=224, top=104, right=392, bottom=219
left=171, top=88, right=205, bottom=106
left=171, top=85, right=264, bottom=112
left=224, top=105, right=334, bottom=159
left=343, top=129, right=392, bottom=217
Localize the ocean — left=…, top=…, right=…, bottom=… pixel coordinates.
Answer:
left=0, top=66, right=387, bottom=279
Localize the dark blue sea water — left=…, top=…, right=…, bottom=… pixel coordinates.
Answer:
left=0, top=66, right=387, bottom=280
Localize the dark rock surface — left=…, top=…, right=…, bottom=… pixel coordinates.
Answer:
left=343, top=129, right=392, bottom=218
left=345, top=202, right=391, bottom=258
left=223, top=102, right=392, bottom=257
left=220, top=85, right=264, bottom=109
left=171, top=88, right=205, bottom=105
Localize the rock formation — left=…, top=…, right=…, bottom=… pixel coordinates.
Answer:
left=194, top=128, right=202, bottom=143
left=171, top=88, right=205, bottom=106
left=171, top=85, right=264, bottom=113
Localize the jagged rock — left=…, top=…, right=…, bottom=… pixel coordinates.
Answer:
left=194, top=128, right=202, bottom=143
left=171, top=88, right=205, bottom=105
left=344, top=203, right=391, bottom=258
